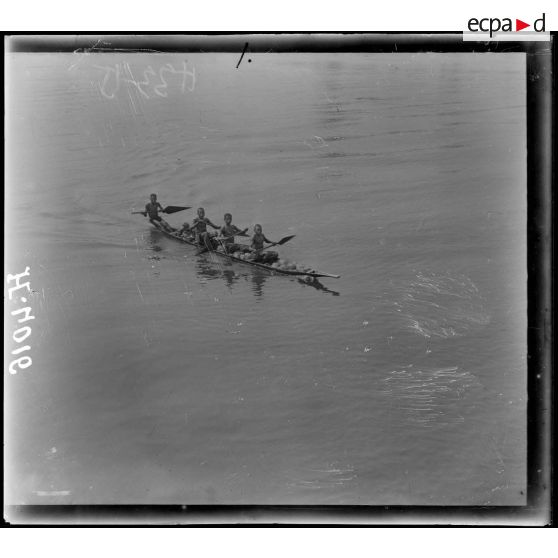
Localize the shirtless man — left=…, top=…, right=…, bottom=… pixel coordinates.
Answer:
left=143, top=194, right=173, bottom=232
left=191, top=207, right=220, bottom=250
left=219, top=213, right=248, bottom=253
left=250, top=224, right=278, bottom=263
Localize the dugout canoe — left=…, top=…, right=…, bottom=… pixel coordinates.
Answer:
left=152, top=225, right=340, bottom=279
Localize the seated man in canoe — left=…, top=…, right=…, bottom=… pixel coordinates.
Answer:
left=250, top=224, right=279, bottom=263
left=192, top=207, right=220, bottom=250
left=218, top=213, right=249, bottom=254
left=143, top=193, right=174, bottom=232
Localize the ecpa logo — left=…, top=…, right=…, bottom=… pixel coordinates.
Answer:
left=463, top=12, right=549, bottom=41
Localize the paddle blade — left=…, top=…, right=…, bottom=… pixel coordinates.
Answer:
left=277, top=234, right=296, bottom=246
left=163, top=206, right=191, bottom=214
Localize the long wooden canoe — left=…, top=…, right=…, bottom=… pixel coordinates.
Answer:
left=152, top=225, right=340, bottom=279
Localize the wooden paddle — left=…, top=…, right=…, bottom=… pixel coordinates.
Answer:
left=255, top=234, right=296, bottom=253
left=163, top=206, right=191, bottom=214
left=131, top=206, right=191, bottom=216
left=220, top=228, right=249, bottom=241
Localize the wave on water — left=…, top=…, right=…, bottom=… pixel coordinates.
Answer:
left=391, top=271, right=490, bottom=339
left=380, top=365, right=483, bottom=428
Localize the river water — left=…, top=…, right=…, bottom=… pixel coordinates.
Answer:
left=5, top=51, right=526, bottom=505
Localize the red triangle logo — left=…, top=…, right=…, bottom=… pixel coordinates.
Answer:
left=516, top=19, right=530, bottom=31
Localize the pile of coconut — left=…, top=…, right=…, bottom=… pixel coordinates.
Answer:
left=229, top=252, right=314, bottom=274
left=230, top=251, right=254, bottom=261
left=271, top=260, right=315, bottom=274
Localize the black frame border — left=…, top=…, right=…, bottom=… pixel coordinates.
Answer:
left=2, top=31, right=554, bottom=526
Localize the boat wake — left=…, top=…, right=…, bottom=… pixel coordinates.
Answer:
left=380, top=365, right=484, bottom=428
left=390, top=270, right=490, bottom=339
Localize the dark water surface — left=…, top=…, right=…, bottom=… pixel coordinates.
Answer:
left=5, top=52, right=526, bottom=505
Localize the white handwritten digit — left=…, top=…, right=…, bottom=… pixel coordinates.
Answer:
left=166, top=61, right=196, bottom=94
left=122, top=62, right=151, bottom=99
left=181, top=61, right=196, bottom=92
left=9, top=356, right=32, bottom=375
left=11, top=306, right=35, bottom=323
left=13, top=326, right=32, bottom=344
left=154, top=66, right=170, bottom=98
left=94, top=64, right=120, bottom=99
left=138, top=66, right=157, bottom=99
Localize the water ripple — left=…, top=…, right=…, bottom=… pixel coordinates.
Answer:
left=380, top=365, right=483, bottom=427
left=393, top=271, right=490, bottom=339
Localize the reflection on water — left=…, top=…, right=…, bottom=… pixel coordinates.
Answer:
left=195, top=258, right=227, bottom=280
left=146, top=228, right=164, bottom=249
left=194, top=255, right=273, bottom=299
left=249, top=272, right=266, bottom=299
left=297, top=277, right=340, bottom=297
left=222, top=269, right=240, bottom=291
left=192, top=254, right=341, bottom=299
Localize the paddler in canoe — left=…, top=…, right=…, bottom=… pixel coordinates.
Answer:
left=191, top=207, right=220, bottom=250
left=218, top=213, right=249, bottom=254
left=143, top=193, right=175, bottom=232
left=250, top=224, right=279, bottom=264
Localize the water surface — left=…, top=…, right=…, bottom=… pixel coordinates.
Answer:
left=5, top=52, right=526, bottom=505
